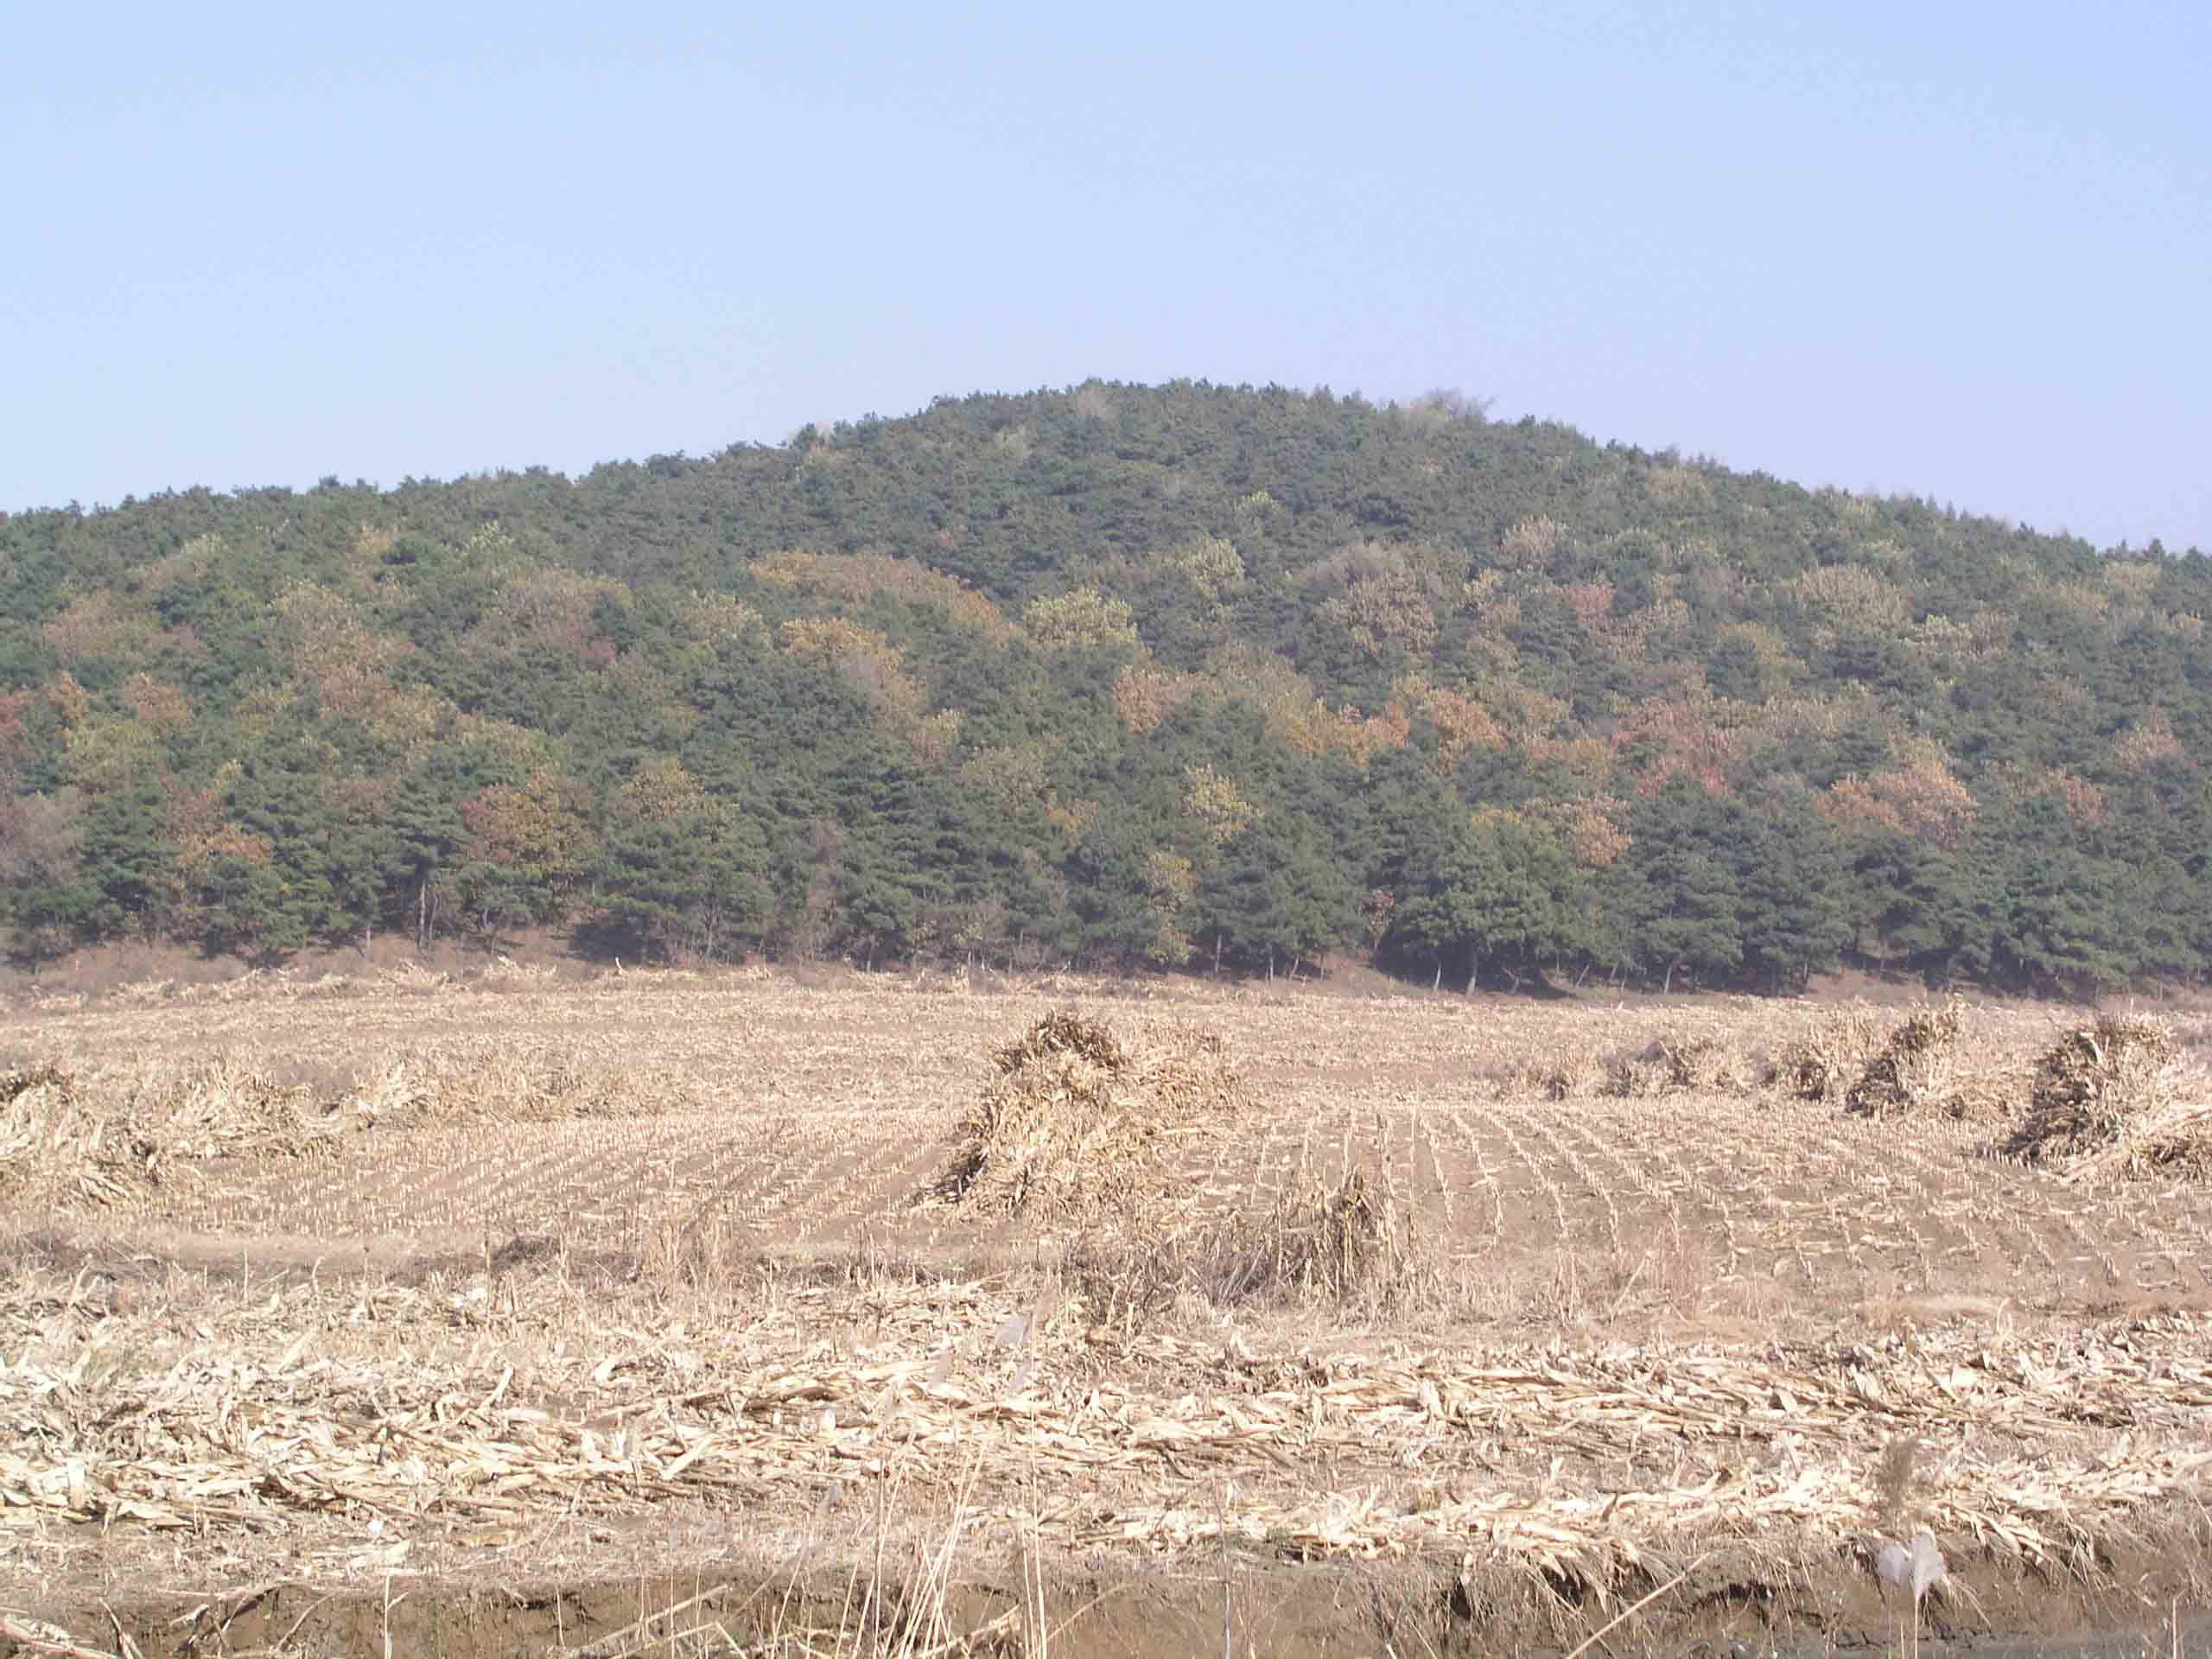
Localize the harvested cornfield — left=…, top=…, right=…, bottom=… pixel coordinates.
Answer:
left=3, top=971, right=2210, bottom=1656
left=1845, top=1001, right=1962, bottom=1118
left=2006, top=1014, right=2212, bottom=1181
left=935, top=1011, right=1243, bottom=1223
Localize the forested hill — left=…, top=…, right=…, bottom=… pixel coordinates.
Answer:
left=2, top=381, right=2207, bottom=995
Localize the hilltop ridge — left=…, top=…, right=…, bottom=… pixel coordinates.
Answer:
left=2, top=380, right=2205, bottom=995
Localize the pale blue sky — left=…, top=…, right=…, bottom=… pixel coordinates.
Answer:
left=5, top=2, right=2207, bottom=550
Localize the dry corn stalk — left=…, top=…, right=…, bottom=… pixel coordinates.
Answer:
left=0, top=1056, right=341, bottom=1210
left=1599, top=1033, right=1749, bottom=1097
left=5, top=1262, right=2209, bottom=1588
left=1776, top=1009, right=1882, bottom=1103
left=1845, top=1002, right=1961, bottom=1118
left=937, top=1011, right=1242, bottom=1223
left=1539, top=1050, right=1605, bottom=1101
left=347, top=1041, right=701, bottom=1124
left=2007, top=1014, right=2212, bottom=1181
left=1220, top=1168, right=1404, bottom=1303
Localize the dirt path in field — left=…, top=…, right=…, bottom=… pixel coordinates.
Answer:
left=17, top=1555, right=2212, bottom=1659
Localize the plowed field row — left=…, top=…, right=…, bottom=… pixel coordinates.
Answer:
left=6, top=976, right=2209, bottom=1327
left=46, top=1101, right=2212, bottom=1325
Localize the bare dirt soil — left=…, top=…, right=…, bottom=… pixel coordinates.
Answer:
left=5, top=969, right=2212, bottom=1656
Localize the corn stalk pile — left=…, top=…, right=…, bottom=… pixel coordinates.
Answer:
left=1845, top=1002, right=1962, bottom=1119
left=934, top=1012, right=1243, bottom=1222
left=2010, top=1014, right=2212, bottom=1181
left=0, top=1058, right=353, bottom=1210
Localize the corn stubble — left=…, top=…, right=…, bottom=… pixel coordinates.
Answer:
left=3, top=973, right=2211, bottom=1652
left=352, top=1039, right=702, bottom=1126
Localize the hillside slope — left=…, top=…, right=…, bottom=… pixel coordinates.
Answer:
left=1, top=380, right=2206, bottom=994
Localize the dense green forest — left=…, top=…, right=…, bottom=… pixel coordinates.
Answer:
left=1, top=381, right=2206, bottom=995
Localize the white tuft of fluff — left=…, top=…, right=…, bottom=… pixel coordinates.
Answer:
left=1877, top=1532, right=1947, bottom=1603
left=1909, top=1530, right=1947, bottom=1599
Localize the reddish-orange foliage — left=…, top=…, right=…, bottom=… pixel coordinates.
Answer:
left=1398, top=679, right=1508, bottom=775
left=1318, top=569, right=1439, bottom=658
left=1567, top=800, right=1632, bottom=869
left=1617, top=692, right=1748, bottom=798
left=908, top=709, right=963, bottom=768
left=1112, top=665, right=1201, bottom=736
left=461, top=771, right=596, bottom=875
left=43, top=673, right=89, bottom=728
left=2041, top=768, right=2107, bottom=823
left=0, top=690, right=29, bottom=763
left=1821, top=743, right=1977, bottom=849
left=164, top=779, right=273, bottom=882
left=464, top=570, right=627, bottom=667
left=1361, top=888, right=1398, bottom=949
left=1344, top=699, right=1414, bottom=766
left=753, top=550, right=1014, bottom=640
left=41, top=591, right=150, bottom=664
left=156, top=624, right=209, bottom=663
left=120, top=674, right=194, bottom=736
left=329, top=777, right=396, bottom=823
left=614, top=757, right=709, bottom=827
left=1566, top=581, right=1616, bottom=632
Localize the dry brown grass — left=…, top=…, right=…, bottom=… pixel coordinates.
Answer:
left=483, top=953, right=562, bottom=988
left=377, top=959, right=454, bottom=994
left=2007, top=1013, right=2212, bottom=1181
